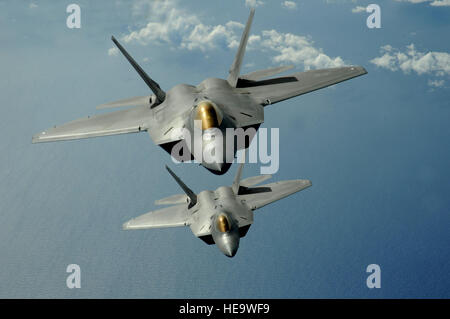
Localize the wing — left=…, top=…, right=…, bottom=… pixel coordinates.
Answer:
left=33, top=35, right=176, bottom=144
left=239, top=174, right=272, bottom=188
left=238, top=66, right=367, bottom=105
left=239, top=179, right=312, bottom=210
left=122, top=204, right=189, bottom=230
left=239, top=65, right=294, bottom=81
left=155, top=194, right=189, bottom=206
left=32, top=105, right=150, bottom=143
left=96, top=95, right=152, bottom=110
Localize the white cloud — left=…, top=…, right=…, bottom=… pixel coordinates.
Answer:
left=430, top=0, right=450, bottom=6
left=351, top=6, right=366, bottom=13
left=381, top=44, right=393, bottom=52
left=29, top=3, right=38, bottom=9
left=325, top=0, right=362, bottom=3
left=371, top=44, right=450, bottom=88
left=108, top=47, right=119, bottom=56
left=180, top=22, right=244, bottom=51
left=428, top=79, right=445, bottom=87
left=115, top=0, right=347, bottom=70
left=245, top=0, right=264, bottom=7
left=122, top=1, right=199, bottom=46
left=260, top=30, right=345, bottom=69
left=282, top=1, right=297, bottom=10
left=370, top=54, right=398, bottom=71
left=121, top=1, right=242, bottom=52
left=248, top=34, right=261, bottom=46
left=371, top=44, right=450, bottom=76
left=394, top=0, right=430, bottom=3
left=394, top=0, right=450, bottom=6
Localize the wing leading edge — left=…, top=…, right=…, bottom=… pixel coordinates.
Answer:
left=32, top=105, right=150, bottom=143
left=239, top=179, right=312, bottom=210
left=32, top=36, right=172, bottom=145
left=239, top=66, right=367, bottom=105
left=122, top=204, right=189, bottom=230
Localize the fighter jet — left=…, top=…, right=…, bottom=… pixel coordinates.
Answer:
left=123, top=162, right=312, bottom=257
left=32, top=9, right=367, bottom=175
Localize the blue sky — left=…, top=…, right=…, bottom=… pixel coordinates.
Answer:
left=0, top=0, right=449, bottom=298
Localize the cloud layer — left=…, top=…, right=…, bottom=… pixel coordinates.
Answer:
left=259, top=30, right=345, bottom=69
left=245, top=0, right=264, bottom=8
left=371, top=44, right=450, bottom=87
left=351, top=6, right=366, bottom=13
left=394, top=0, right=450, bottom=6
left=371, top=44, right=450, bottom=75
left=282, top=1, right=298, bottom=10
left=112, top=0, right=346, bottom=70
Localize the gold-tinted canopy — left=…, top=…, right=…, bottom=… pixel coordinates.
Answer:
left=217, top=214, right=230, bottom=233
left=194, top=101, right=222, bottom=130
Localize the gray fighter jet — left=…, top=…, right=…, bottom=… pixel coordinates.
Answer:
left=32, top=9, right=367, bottom=175
left=123, top=163, right=312, bottom=257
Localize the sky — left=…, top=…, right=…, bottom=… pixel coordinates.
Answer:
left=0, top=0, right=449, bottom=298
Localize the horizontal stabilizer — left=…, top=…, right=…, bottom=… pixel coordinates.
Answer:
left=96, top=95, right=153, bottom=110
left=155, top=194, right=189, bottom=206
left=239, top=65, right=294, bottom=81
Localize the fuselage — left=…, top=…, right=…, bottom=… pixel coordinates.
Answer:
left=153, top=78, right=264, bottom=175
left=188, top=185, right=254, bottom=257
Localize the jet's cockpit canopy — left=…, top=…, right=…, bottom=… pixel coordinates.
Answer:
left=194, top=101, right=223, bottom=130
left=216, top=214, right=231, bottom=233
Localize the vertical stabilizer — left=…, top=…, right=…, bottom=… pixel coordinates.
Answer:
left=165, top=165, right=197, bottom=207
left=227, top=9, right=255, bottom=87
left=111, top=36, right=166, bottom=105
left=232, top=162, right=244, bottom=194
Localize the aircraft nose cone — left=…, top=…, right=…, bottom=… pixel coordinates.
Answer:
left=210, top=161, right=224, bottom=172
left=202, top=161, right=231, bottom=175
left=224, top=245, right=238, bottom=258
left=221, top=238, right=239, bottom=258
